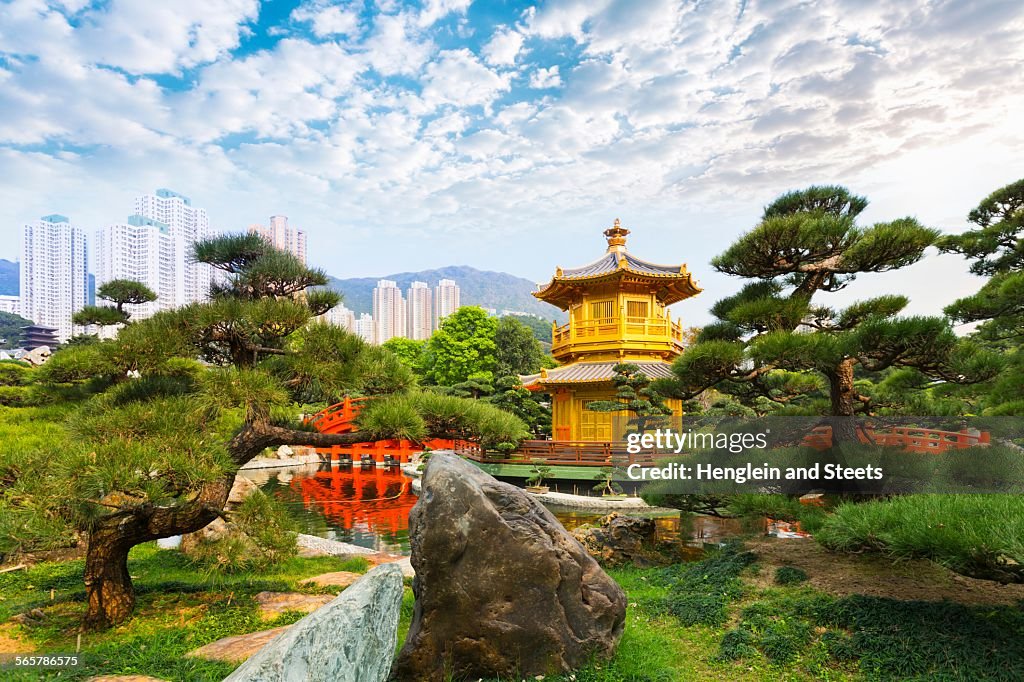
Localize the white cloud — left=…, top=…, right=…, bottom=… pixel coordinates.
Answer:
left=291, top=2, right=362, bottom=38
left=421, top=48, right=511, bottom=110
left=76, top=0, right=260, bottom=74
left=416, top=0, right=472, bottom=28
left=482, top=27, right=524, bottom=65
left=528, top=65, right=562, bottom=89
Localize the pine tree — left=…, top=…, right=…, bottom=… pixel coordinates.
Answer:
left=72, top=279, right=157, bottom=328
left=587, top=363, right=672, bottom=436
left=661, top=186, right=1001, bottom=437
left=939, top=178, right=1024, bottom=414
left=4, top=234, right=527, bottom=629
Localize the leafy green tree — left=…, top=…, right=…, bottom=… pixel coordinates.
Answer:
left=72, top=279, right=157, bottom=328
left=510, top=313, right=554, bottom=344
left=0, top=235, right=526, bottom=630
left=489, top=375, right=552, bottom=437
left=939, top=178, right=1024, bottom=414
left=660, top=186, right=1001, bottom=437
left=422, top=306, right=498, bottom=385
left=588, top=362, right=672, bottom=436
left=0, top=311, right=34, bottom=349
left=381, top=337, right=427, bottom=375
left=494, top=315, right=546, bottom=378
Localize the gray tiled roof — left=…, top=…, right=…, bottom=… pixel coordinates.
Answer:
left=560, top=251, right=682, bottom=279
left=520, top=361, right=676, bottom=387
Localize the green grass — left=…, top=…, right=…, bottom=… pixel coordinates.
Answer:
left=816, top=494, right=1024, bottom=582
left=5, top=538, right=1024, bottom=681
left=0, top=543, right=375, bottom=681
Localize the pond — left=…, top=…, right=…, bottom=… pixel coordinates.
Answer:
left=243, top=463, right=748, bottom=556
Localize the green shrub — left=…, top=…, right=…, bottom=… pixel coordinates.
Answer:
left=717, top=627, right=756, bottom=661
left=774, top=566, right=809, bottom=585
left=649, top=542, right=755, bottom=626
left=817, top=494, right=1024, bottom=582
left=188, top=491, right=298, bottom=574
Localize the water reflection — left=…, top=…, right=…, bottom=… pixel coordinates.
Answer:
left=245, top=463, right=749, bottom=558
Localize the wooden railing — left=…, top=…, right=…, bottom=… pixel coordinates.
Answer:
left=462, top=440, right=673, bottom=467
left=803, top=426, right=991, bottom=452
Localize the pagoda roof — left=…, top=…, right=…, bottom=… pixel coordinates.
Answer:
left=533, top=219, right=701, bottom=309
left=520, top=361, right=675, bottom=389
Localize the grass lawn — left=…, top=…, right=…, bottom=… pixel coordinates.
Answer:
left=2, top=540, right=1023, bottom=681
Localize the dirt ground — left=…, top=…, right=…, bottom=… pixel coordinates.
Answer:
left=747, top=537, right=1024, bottom=606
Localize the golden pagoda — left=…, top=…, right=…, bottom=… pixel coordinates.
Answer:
left=520, top=219, right=701, bottom=441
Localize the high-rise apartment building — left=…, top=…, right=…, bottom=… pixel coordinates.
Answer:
left=320, top=302, right=356, bottom=331
left=94, top=215, right=180, bottom=322
left=406, top=281, right=433, bottom=340
left=134, top=189, right=214, bottom=305
left=20, top=215, right=89, bottom=342
left=434, top=278, right=460, bottom=327
left=249, top=215, right=307, bottom=263
left=355, top=314, right=375, bottom=343
left=0, top=295, right=20, bottom=316
left=372, top=280, right=405, bottom=344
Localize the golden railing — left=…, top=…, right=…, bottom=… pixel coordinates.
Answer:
left=552, top=316, right=685, bottom=347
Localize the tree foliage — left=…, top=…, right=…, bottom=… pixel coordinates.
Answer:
left=588, top=362, right=672, bottom=435
left=421, top=306, right=498, bottom=385
left=72, top=279, right=157, bottom=328
left=494, top=315, right=546, bottom=378
left=939, top=178, right=1024, bottom=415
left=660, top=186, right=1002, bottom=422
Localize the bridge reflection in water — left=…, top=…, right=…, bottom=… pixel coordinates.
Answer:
left=249, top=463, right=417, bottom=555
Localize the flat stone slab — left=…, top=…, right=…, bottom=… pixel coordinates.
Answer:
left=296, top=534, right=377, bottom=557
left=187, top=626, right=291, bottom=663
left=535, top=490, right=651, bottom=510
left=224, top=563, right=404, bottom=682
left=299, top=571, right=363, bottom=589
left=254, top=592, right=335, bottom=619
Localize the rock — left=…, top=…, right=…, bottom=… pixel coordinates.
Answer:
left=188, top=626, right=292, bottom=663
left=298, top=571, right=363, bottom=590
left=179, top=516, right=230, bottom=557
left=253, top=592, right=335, bottom=619
left=223, top=563, right=404, bottom=682
left=276, top=445, right=294, bottom=459
left=571, top=513, right=673, bottom=566
left=229, top=475, right=259, bottom=506
left=21, top=346, right=51, bottom=366
left=391, top=454, right=626, bottom=682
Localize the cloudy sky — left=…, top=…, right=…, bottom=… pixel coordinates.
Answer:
left=1, top=0, right=1022, bottom=326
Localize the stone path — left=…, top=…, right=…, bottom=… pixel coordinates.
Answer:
left=299, top=571, right=363, bottom=590
left=186, top=626, right=290, bottom=663
left=253, top=592, right=334, bottom=619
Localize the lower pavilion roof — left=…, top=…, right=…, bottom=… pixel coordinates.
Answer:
left=520, top=361, right=676, bottom=389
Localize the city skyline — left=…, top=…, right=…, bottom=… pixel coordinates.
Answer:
left=0, top=1, right=1021, bottom=329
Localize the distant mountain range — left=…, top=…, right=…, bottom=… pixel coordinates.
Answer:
left=0, top=259, right=17, bottom=296
left=326, top=265, right=565, bottom=322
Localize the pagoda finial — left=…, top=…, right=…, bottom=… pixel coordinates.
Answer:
left=604, top=218, right=629, bottom=252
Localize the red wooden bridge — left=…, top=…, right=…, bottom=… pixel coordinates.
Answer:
left=305, top=397, right=456, bottom=464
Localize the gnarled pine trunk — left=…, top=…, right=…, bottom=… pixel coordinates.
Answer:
left=826, top=358, right=858, bottom=443
left=83, top=521, right=140, bottom=630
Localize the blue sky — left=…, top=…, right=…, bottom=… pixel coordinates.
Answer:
left=1, top=0, right=1023, bottom=326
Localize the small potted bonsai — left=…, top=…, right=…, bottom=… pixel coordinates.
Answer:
left=593, top=466, right=626, bottom=499
left=526, top=459, right=552, bottom=494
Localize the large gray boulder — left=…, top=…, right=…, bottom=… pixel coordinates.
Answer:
left=391, top=454, right=626, bottom=681
left=224, top=563, right=404, bottom=682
